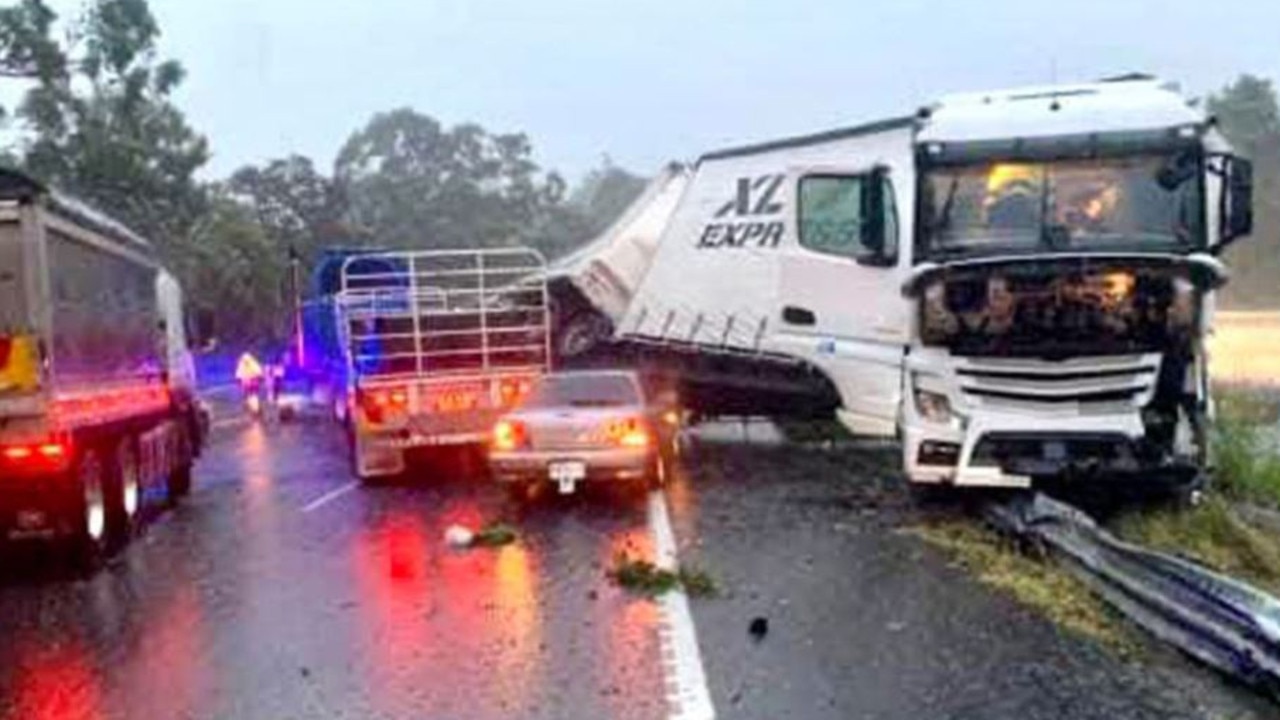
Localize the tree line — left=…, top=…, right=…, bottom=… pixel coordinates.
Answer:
left=2, top=0, right=1278, bottom=351
left=0, top=0, right=646, bottom=348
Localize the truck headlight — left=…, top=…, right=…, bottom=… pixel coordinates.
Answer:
left=914, top=388, right=953, bottom=423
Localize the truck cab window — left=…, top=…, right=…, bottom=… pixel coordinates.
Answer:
left=798, top=174, right=897, bottom=262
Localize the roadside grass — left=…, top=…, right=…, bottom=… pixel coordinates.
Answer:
left=1114, top=497, right=1280, bottom=598
left=908, top=521, right=1142, bottom=658
left=1210, top=388, right=1280, bottom=508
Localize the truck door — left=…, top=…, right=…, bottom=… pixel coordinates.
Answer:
left=772, top=166, right=909, bottom=436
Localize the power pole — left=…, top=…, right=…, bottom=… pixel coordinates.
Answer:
left=289, top=245, right=305, bottom=366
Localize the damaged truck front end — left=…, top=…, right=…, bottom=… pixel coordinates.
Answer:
left=903, top=255, right=1225, bottom=489
left=900, top=119, right=1253, bottom=490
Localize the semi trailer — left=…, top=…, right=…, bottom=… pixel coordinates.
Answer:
left=0, top=169, right=209, bottom=564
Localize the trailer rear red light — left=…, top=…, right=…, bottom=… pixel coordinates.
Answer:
left=3, top=446, right=33, bottom=460
left=0, top=337, right=11, bottom=368
left=0, top=440, right=68, bottom=465
left=357, top=386, right=409, bottom=424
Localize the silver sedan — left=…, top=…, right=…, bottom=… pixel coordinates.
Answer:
left=487, top=370, right=679, bottom=500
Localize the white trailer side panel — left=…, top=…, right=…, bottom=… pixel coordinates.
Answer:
left=619, top=123, right=918, bottom=355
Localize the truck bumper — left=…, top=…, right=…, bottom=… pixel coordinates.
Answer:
left=0, top=472, right=77, bottom=541
left=902, top=350, right=1197, bottom=489
left=903, top=410, right=1158, bottom=488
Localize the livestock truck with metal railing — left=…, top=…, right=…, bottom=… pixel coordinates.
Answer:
left=548, top=76, right=1255, bottom=496
left=0, top=169, right=210, bottom=565
left=299, top=248, right=552, bottom=481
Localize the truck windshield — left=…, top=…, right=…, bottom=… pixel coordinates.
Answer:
left=919, top=153, right=1203, bottom=259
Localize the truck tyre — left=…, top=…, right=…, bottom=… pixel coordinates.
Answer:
left=70, top=448, right=109, bottom=572
left=167, top=464, right=193, bottom=502
left=167, top=427, right=194, bottom=502
left=108, top=438, right=142, bottom=545
left=556, top=311, right=611, bottom=363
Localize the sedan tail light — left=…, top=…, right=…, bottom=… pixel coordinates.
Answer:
left=604, top=417, right=651, bottom=448
left=491, top=419, right=529, bottom=451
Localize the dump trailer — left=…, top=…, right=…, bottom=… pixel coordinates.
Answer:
left=549, top=76, right=1255, bottom=492
left=322, top=248, right=552, bottom=481
left=0, top=169, right=207, bottom=562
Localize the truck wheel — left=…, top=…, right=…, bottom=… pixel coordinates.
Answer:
left=71, top=449, right=109, bottom=571
left=167, top=464, right=193, bottom=502
left=108, top=439, right=142, bottom=545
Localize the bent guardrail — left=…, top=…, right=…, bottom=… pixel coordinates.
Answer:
left=986, top=493, right=1280, bottom=697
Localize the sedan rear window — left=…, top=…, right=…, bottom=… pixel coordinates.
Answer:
left=523, top=374, right=640, bottom=408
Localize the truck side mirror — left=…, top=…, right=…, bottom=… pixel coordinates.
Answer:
left=1219, top=155, right=1253, bottom=250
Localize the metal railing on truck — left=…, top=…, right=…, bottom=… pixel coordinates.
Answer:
left=336, top=248, right=552, bottom=382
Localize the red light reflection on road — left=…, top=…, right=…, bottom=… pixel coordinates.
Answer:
left=352, top=499, right=545, bottom=717
left=486, top=543, right=542, bottom=706
left=6, top=638, right=103, bottom=720
left=120, top=584, right=208, bottom=718
left=601, top=522, right=664, bottom=718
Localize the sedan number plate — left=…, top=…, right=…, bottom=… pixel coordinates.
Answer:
left=549, top=461, right=586, bottom=494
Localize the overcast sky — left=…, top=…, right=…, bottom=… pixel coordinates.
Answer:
left=66, top=0, right=1280, bottom=181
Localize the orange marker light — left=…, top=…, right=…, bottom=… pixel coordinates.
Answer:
left=492, top=419, right=527, bottom=451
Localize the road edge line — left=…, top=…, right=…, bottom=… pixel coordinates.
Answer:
left=300, top=481, right=359, bottom=514
left=648, top=490, right=716, bottom=720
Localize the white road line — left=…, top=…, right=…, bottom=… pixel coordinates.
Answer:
left=648, top=490, right=716, bottom=720
left=300, top=481, right=359, bottom=514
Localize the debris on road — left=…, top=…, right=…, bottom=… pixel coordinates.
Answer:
left=608, top=554, right=719, bottom=598
left=748, top=616, right=769, bottom=643
left=444, top=521, right=519, bottom=549
left=678, top=566, right=719, bottom=598
left=609, top=555, right=680, bottom=597
left=444, top=524, right=475, bottom=548
left=471, top=522, right=519, bottom=548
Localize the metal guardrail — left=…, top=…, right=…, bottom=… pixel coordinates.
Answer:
left=985, top=493, right=1280, bottom=697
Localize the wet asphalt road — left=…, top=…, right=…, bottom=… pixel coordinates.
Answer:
left=0, top=408, right=1274, bottom=719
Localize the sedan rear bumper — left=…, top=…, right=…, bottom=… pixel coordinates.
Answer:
left=489, top=447, right=651, bottom=483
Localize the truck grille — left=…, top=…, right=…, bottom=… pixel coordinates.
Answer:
left=955, top=354, right=1160, bottom=412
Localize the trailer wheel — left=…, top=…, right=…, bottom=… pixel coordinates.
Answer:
left=556, top=311, right=612, bottom=363
left=108, top=438, right=142, bottom=545
left=71, top=448, right=109, bottom=571
left=167, top=427, right=194, bottom=502
left=168, top=464, right=193, bottom=502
